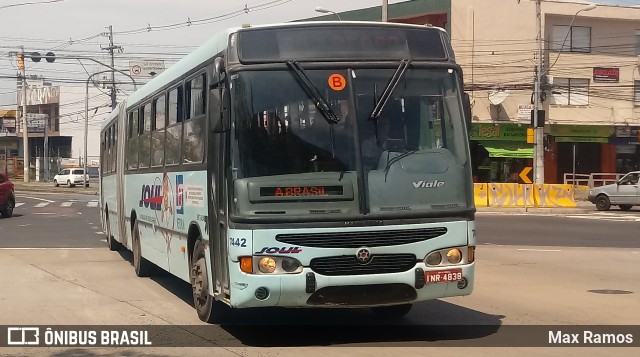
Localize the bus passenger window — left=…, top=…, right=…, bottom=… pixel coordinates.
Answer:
left=139, top=103, right=152, bottom=169
left=166, top=88, right=183, bottom=165
left=127, top=110, right=139, bottom=170
left=152, top=96, right=166, bottom=167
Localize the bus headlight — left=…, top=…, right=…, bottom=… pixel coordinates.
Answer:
left=446, top=249, right=462, bottom=264
left=425, top=252, right=442, bottom=266
left=424, top=246, right=470, bottom=267
left=258, top=257, right=277, bottom=273
left=281, top=258, right=301, bottom=272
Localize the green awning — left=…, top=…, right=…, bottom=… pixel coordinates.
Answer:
left=480, top=141, right=534, bottom=158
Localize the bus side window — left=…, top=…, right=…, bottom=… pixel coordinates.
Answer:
left=127, top=110, right=139, bottom=170
left=113, top=123, right=117, bottom=172
left=139, top=103, right=152, bottom=169
left=183, top=73, right=206, bottom=164
left=152, top=95, right=166, bottom=167
left=166, top=87, right=183, bottom=166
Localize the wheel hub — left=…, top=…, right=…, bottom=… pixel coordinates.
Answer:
left=192, top=257, right=208, bottom=302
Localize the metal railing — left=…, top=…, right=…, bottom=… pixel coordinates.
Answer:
left=563, top=172, right=625, bottom=188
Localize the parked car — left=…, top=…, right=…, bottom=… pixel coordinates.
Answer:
left=0, top=173, right=15, bottom=218
left=588, top=171, right=639, bottom=211
left=53, top=168, right=89, bottom=188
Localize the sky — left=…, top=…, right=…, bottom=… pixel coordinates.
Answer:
left=0, top=0, right=637, bottom=157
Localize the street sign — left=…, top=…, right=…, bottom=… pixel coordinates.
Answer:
left=128, top=60, right=165, bottom=78
left=519, top=167, right=533, bottom=184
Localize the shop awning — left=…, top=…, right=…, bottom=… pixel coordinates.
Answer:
left=480, top=142, right=534, bottom=158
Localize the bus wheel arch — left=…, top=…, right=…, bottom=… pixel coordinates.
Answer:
left=130, top=211, right=154, bottom=277
left=189, top=224, right=227, bottom=324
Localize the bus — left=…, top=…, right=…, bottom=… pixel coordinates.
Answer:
left=100, top=21, right=476, bottom=323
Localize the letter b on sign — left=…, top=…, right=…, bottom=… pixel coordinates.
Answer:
left=328, top=74, right=346, bottom=91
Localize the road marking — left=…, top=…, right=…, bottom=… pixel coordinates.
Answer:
left=87, top=201, right=98, bottom=207
left=60, top=202, right=73, bottom=207
left=16, top=195, right=55, bottom=203
left=95, top=231, right=104, bottom=234
left=18, top=224, right=32, bottom=227
left=34, top=212, right=55, bottom=215
left=517, top=248, right=562, bottom=252
left=34, top=202, right=50, bottom=208
left=15, top=203, right=25, bottom=207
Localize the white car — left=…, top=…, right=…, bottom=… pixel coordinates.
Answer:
left=53, top=168, right=89, bottom=188
left=588, top=171, right=639, bottom=211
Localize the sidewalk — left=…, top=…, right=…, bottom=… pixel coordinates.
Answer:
left=12, top=180, right=99, bottom=196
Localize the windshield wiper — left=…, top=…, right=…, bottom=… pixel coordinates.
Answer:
left=369, top=59, right=411, bottom=121
left=286, top=60, right=340, bottom=124
left=383, top=149, right=418, bottom=183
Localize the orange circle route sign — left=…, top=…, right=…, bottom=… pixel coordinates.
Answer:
left=328, top=73, right=347, bottom=91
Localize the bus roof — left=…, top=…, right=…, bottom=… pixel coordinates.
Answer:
left=114, top=21, right=450, bottom=113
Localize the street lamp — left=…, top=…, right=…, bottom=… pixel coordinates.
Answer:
left=533, top=1, right=596, bottom=184
left=314, top=6, right=342, bottom=20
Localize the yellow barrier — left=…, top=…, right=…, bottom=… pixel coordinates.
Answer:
left=473, top=183, right=488, bottom=207
left=488, top=183, right=535, bottom=208
left=534, top=184, right=577, bottom=208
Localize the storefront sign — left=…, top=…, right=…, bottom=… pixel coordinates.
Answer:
left=517, top=104, right=535, bottom=120
left=593, top=67, right=619, bottom=83
left=550, top=125, right=610, bottom=137
left=614, top=126, right=640, bottom=138
left=554, top=136, right=609, bottom=143
left=470, top=123, right=527, bottom=141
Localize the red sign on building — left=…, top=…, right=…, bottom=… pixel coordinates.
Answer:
left=593, top=67, right=619, bottom=83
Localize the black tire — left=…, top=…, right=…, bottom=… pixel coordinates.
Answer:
left=0, top=197, right=14, bottom=218
left=595, top=195, right=611, bottom=211
left=371, top=304, right=413, bottom=319
left=53, top=179, right=58, bottom=187
left=132, top=220, right=154, bottom=277
left=105, top=213, right=121, bottom=251
left=191, top=239, right=227, bottom=324
left=619, top=204, right=633, bottom=211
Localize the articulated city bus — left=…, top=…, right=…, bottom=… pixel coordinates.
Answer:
left=100, top=21, right=476, bottom=323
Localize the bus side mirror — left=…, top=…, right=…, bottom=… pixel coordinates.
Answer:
left=209, top=87, right=230, bottom=133
left=462, top=92, right=472, bottom=134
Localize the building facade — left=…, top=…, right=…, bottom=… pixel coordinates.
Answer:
left=311, top=0, right=640, bottom=183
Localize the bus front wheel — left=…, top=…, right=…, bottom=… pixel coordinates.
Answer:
left=371, top=304, right=413, bottom=319
left=191, top=239, right=227, bottom=324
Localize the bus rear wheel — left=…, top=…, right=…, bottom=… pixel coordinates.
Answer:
left=132, top=220, right=154, bottom=277
left=191, top=239, right=227, bottom=324
left=106, top=213, right=121, bottom=251
left=371, top=304, right=413, bottom=319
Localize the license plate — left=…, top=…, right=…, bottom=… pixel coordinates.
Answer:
left=425, top=268, right=463, bottom=284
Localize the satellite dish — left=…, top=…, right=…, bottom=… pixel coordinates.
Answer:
left=488, top=89, right=509, bottom=105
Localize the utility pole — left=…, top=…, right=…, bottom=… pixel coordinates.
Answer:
left=382, top=0, right=388, bottom=22
left=18, top=46, right=30, bottom=183
left=533, top=0, right=545, bottom=184
left=101, top=25, right=123, bottom=110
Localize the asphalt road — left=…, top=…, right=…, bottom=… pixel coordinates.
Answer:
left=1, top=193, right=639, bottom=356
left=0, top=192, right=103, bottom=248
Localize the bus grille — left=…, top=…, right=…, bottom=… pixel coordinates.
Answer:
left=310, top=254, right=416, bottom=276
left=276, top=227, right=447, bottom=248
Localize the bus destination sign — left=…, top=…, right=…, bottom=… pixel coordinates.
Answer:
left=260, top=185, right=343, bottom=197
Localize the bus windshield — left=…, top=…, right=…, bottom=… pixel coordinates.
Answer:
left=230, top=67, right=471, bottom=219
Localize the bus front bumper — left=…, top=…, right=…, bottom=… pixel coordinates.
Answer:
left=228, top=263, right=474, bottom=308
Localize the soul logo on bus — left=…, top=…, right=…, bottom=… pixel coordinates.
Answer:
left=139, top=184, right=163, bottom=210
left=254, top=246, right=303, bottom=254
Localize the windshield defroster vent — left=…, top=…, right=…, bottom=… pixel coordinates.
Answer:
left=276, top=227, right=447, bottom=248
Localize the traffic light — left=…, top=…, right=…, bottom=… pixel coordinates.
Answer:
left=17, top=52, right=24, bottom=70
left=530, top=109, right=545, bottom=128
